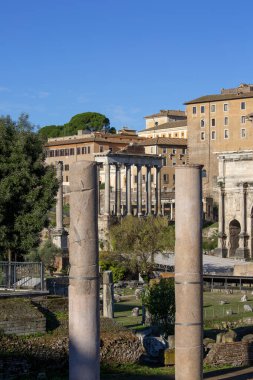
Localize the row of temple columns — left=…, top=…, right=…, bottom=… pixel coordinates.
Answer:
left=101, top=163, right=162, bottom=217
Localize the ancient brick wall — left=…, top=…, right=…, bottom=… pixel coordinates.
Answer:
left=0, top=317, right=46, bottom=335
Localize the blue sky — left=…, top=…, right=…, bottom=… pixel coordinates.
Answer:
left=1, top=0, right=253, bottom=131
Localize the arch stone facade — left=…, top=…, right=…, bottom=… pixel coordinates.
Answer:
left=215, top=151, right=253, bottom=259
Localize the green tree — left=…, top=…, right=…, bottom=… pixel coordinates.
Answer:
left=0, top=114, right=59, bottom=260
left=109, top=216, right=175, bottom=280
left=26, top=239, right=62, bottom=272
left=142, top=278, right=175, bottom=336
left=39, top=111, right=114, bottom=138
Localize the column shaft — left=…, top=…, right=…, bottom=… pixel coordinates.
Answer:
left=126, top=164, right=132, bottom=215
left=147, top=166, right=152, bottom=215
left=97, top=164, right=100, bottom=215
left=55, top=161, right=63, bottom=230
left=156, top=167, right=162, bottom=215
left=175, top=165, right=203, bottom=380
left=116, top=165, right=121, bottom=216
left=104, top=163, right=110, bottom=216
left=69, top=161, right=100, bottom=380
left=137, top=165, right=142, bottom=216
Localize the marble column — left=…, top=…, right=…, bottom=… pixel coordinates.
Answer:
left=137, top=165, right=142, bottom=217
left=126, top=164, right=132, bottom=215
left=115, top=164, right=121, bottom=216
left=103, top=270, right=114, bottom=318
left=215, top=182, right=227, bottom=257
left=104, top=162, right=110, bottom=216
left=156, top=166, right=162, bottom=216
left=97, top=164, right=101, bottom=215
left=69, top=161, right=100, bottom=380
left=56, top=161, right=63, bottom=231
left=147, top=166, right=152, bottom=215
left=236, top=182, right=249, bottom=258
left=175, top=165, right=203, bottom=380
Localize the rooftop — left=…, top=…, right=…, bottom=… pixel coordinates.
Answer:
left=144, top=109, right=186, bottom=119
left=139, top=119, right=187, bottom=133
left=185, top=84, right=253, bottom=105
left=140, top=137, right=187, bottom=147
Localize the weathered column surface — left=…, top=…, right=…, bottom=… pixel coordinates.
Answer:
left=216, top=182, right=227, bottom=257
left=126, top=164, right=132, bottom=215
left=97, top=164, right=101, bottom=215
left=175, top=165, right=203, bottom=380
left=104, top=162, right=110, bottom=216
left=69, top=161, right=99, bottom=380
left=137, top=165, right=142, bottom=217
left=147, top=166, right=152, bottom=215
left=116, top=164, right=121, bottom=216
left=156, top=166, right=162, bottom=215
left=55, top=161, right=63, bottom=230
left=103, top=270, right=114, bottom=318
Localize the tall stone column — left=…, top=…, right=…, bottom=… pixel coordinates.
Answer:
left=236, top=182, right=249, bottom=258
left=215, top=182, right=227, bottom=257
left=156, top=166, right=162, bottom=216
left=147, top=166, right=152, bottom=215
left=126, top=164, right=132, bottom=215
left=175, top=165, right=203, bottom=380
left=103, top=270, right=114, bottom=318
left=69, top=161, right=100, bottom=380
left=137, top=165, right=142, bottom=217
left=170, top=203, right=173, bottom=220
left=97, top=164, right=101, bottom=215
left=56, top=161, right=63, bottom=231
left=104, top=162, right=110, bottom=216
left=115, top=164, right=121, bottom=216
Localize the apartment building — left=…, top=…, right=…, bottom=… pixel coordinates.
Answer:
left=185, top=84, right=253, bottom=202
left=138, top=109, right=187, bottom=139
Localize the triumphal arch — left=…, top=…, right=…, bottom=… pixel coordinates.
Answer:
left=216, top=151, right=253, bottom=259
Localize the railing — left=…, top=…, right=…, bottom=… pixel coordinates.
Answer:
left=0, top=262, right=45, bottom=291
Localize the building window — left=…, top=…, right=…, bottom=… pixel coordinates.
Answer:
left=163, top=174, right=169, bottom=184
left=81, top=147, right=86, bottom=154
left=202, top=169, right=207, bottom=178
left=77, top=147, right=81, bottom=155
left=172, top=148, right=177, bottom=154
left=224, top=129, right=229, bottom=139
left=168, top=133, right=172, bottom=138
left=163, top=157, right=167, bottom=166
left=211, top=131, right=216, bottom=140
left=241, top=128, right=246, bottom=138
left=55, top=150, right=59, bottom=157
left=241, top=101, right=246, bottom=110
left=192, top=106, right=197, bottom=114
left=87, top=146, right=91, bottom=154
left=49, top=150, right=55, bottom=157
left=211, top=104, right=216, bottom=112
left=181, top=132, right=185, bottom=137
left=200, top=119, right=205, bottom=128
left=200, top=105, right=205, bottom=113
left=59, top=149, right=65, bottom=156
left=241, top=116, right=246, bottom=124
left=172, top=162, right=176, bottom=166
left=162, top=147, right=167, bottom=154
left=211, top=118, right=216, bottom=127
left=64, top=149, right=69, bottom=156
left=66, top=176, right=69, bottom=182
left=182, top=148, right=187, bottom=154
left=173, top=174, right=175, bottom=184
left=224, top=116, right=229, bottom=126
left=70, top=148, right=75, bottom=155
left=65, top=164, right=69, bottom=171
left=99, top=146, right=104, bottom=153
left=200, top=131, right=205, bottom=141
left=224, top=103, right=228, bottom=112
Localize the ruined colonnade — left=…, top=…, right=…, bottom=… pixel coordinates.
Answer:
left=95, top=152, right=163, bottom=217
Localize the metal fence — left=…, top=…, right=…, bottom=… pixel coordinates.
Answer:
left=0, top=261, right=44, bottom=291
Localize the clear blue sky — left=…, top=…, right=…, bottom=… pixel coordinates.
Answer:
left=1, top=0, right=252, bottom=131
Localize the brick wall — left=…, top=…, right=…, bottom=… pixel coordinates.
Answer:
left=0, top=317, right=46, bottom=335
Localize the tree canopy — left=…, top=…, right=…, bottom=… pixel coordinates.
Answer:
left=0, top=114, right=59, bottom=259
left=39, top=112, right=115, bottom=138
left=108, top=216, right=175, bottom=280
